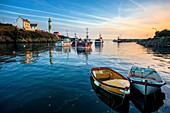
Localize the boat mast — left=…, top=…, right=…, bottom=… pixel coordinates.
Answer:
left=99, top=33, right=101, bottom=38
left=66, top=30, right=68, bottom=37
left=86, top=28, right=89, bottom=39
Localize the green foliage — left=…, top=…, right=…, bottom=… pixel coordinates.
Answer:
left=0, top=23, right=59, bottom=43
left=154, top=29, right=170, bottom=38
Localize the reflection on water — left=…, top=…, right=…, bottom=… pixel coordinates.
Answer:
left=90, top=76, right=129, bottom=113
left=130, top=86, right=165, bottom=113
left=95, top=44, right=103, bottom=53
left=0, top=43, right=54, bottom=67
left=0, top=42, right=170, bottom=113
left=77, top=47, right=92, bottom=65
left=25, top=49, right=34, bottom=64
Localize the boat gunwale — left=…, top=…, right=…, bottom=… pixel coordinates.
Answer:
left=127, top=77, right=166, bottom=87
left=127, top=66, right=166, bottom=87
left=91, top=67, right=130, bottom=90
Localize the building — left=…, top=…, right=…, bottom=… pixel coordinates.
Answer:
left=30, top=23, right=38, bottom=30
left=16, top=16, right=38, bottom=31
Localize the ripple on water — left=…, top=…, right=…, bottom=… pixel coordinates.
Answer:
left=0, top=42, right=170, bottom=113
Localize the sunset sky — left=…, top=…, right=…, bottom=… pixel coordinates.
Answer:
left=0, top=0, right=170, bottom=39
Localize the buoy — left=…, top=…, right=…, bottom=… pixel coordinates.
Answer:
left=13, top=51, right=16, bottom=54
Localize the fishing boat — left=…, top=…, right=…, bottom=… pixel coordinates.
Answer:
left=77, top=28, right=93, bottom=48
left=112, top=34, right=122, bottom=43
left=71, top=38, right=78, bottom=47
left=127, top=66, right=166, bottom=95
left=77, top=38, right=92, bottom=49
left=71, top=33, right=78, bottom=47
left=117, top=36, right=122, bottom=43
left=90, top=76, right=130, bottom=113
left=91, top=67, right=130, bottom=97
left=95, top=34, right=104, bottom=46
left=55, top=38, right=72, bottom=47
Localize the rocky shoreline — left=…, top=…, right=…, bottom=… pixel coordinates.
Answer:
left=137, top=37, right=170, bottom=47
left=0, top=23, right=59, bottom=43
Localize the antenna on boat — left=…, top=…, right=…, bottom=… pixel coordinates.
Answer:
left=66, top=30, right=68, bottom=37
left=75, top=33, right=77, bottom=38
left=86, top=28, right=89, bottom=39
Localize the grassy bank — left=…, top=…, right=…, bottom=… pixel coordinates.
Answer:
left=0, top=23, right=59, bottom=43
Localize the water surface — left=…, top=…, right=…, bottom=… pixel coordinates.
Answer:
left=0, top=42, right=170, bottom=113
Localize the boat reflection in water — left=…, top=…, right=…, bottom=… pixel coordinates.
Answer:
left=25, top=49, right=34, bottom=64
left=77, top=47, right=92, bottom=65
left=77, top=47, right=92, bottom=55
left=55, top=46, right=71, bottom=53
left=90, top=76, right=129, bottom=113
left=130, top=86, right=165, bottom=113
left=95, top=44, right=103, bottom=53
left=55, top=46, right=71, bottom=59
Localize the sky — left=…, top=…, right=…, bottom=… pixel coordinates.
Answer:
left=0, top=0, right=170, bottom=39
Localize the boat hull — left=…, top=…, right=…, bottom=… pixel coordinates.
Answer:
left=128, top=66, right=166, bottom=95
left=56, top=41, right=72, bottom=47
left=91, top=67, right=130, bottom=97
left=77, top=40, right=92, bottom=48
left=95, top=41, right=103, bottom=46
left=132, top=82, right=160, bottom=95
left=90, top=76, right=130, bottom=113
left=92, top=76, right=129, bottom=97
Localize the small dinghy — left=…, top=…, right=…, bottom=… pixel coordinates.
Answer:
left=91, top=67, right=130, bottom=97
left=90, top=76, right=130, bottom=113
left=127, top=66, right=166, bottom=95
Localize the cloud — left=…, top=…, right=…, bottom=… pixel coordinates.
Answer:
left=0, top=9, right=101, bottom=26
left=0, top=1, right=170, bottom=39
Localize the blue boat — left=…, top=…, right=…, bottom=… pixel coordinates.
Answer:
left=95, top=34, right=104, bottom=46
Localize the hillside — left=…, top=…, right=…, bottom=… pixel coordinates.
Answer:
left=0, top=23, right=59, bottom=43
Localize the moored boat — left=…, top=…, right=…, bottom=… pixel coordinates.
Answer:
left=95, top=34, right=104, bottom=46
left=90, top=76, right=130, bottom=113
left=127, top=66, right=166, bottom=95
left=91, top=67, right=130, bottom=97
left=55, top=38, right=72, bottom=47
left=70, top=38, right=78, bottom=47
left=77, top=28, right=93, bottom=48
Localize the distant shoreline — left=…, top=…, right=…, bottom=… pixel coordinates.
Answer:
left=137, top=37, right=170, bottom=48
left=0, top=23, right=59, bottom=43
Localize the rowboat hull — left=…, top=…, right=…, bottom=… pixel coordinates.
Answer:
left=56, top=41, right=72, bottom=47
left=91, top=67, right=130, bottom=97
left=90, top=76, right=130, bottom=113
left=128, top=66, right=166, bottom=95
left=132, top=82, right=160, bottom=95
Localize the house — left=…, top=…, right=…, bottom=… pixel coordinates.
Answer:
left=16, top=16, right=30, bottom=30
left=30, top=23, right=38, bottom=30
left=16, top=16, right=38, bottom=31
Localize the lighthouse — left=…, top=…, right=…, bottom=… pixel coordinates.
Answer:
left=48, top=18, right=52, bottom=33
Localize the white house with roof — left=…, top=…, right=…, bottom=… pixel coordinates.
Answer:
left=16, top=16, right=38, bottom=31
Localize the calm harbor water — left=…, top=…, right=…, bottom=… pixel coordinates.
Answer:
left=0, top=41, right=170, bottom=113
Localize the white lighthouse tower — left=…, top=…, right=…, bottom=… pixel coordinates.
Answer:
left=48, top=18, right=52, bottom=33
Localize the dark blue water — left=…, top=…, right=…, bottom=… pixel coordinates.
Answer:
left=0, top=42, right=170, bottom=113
